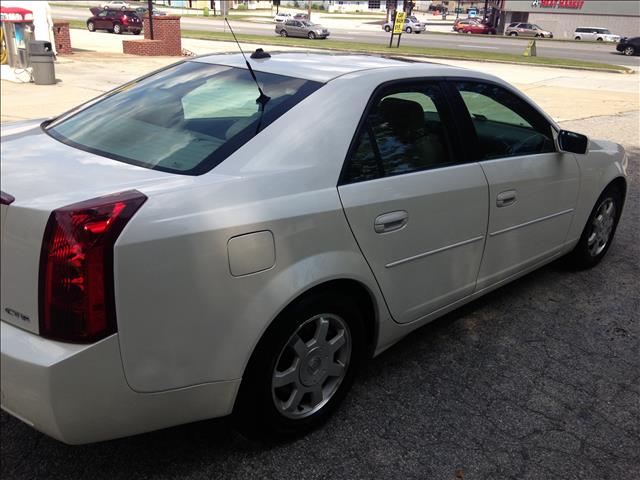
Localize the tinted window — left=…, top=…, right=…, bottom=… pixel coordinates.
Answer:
left=454, top=81, right=555, bottom=160
left=343, top=83, right=454, bottom=184
left=46, top=61, right=322, bottom=175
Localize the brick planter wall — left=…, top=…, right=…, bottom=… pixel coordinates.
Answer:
left=123, top=15, right=182, bottom=56
left=53, top=22, right=72, bottom=55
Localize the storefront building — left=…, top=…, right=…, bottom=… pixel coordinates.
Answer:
left=494, top=0, right=640, bottom=38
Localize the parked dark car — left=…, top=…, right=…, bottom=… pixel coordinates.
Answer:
left=616, top=36, right=640, bottom=56
left=87, top=7, right=142, bottom=34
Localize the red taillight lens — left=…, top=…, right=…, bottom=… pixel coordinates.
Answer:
left=39, top=190, right=146, bottom=343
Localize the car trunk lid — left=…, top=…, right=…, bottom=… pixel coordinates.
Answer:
left=0, top=120, right=182, bottom=334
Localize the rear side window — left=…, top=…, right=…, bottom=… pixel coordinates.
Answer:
left=454, top=81, right=555, bottom=160
left=46, top=61, right=322, bottom=175
left=342, top=83, right=455, bottom=184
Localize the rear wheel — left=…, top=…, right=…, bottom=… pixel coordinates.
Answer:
left=87, top=21, right=96, bottom=32
left=234, top=290, right=366, bottom=440
left=597, top=37, right=604, bottom=41
left=509, top=31, right=517, bottom=36
left=574, top=36, right=581, bottom=40
left=567, top=184, right=623, bottom=269
left=280, top=29, right=288, bottom=37
left=308, top=31, right=316, bottom=39
left=623, top=46, right=635, bottom=56
left=113, top=23, right=122, bottom=34
left=406, top=27, right=412, bottom=33
left=133, top=30, right=141, bottom=35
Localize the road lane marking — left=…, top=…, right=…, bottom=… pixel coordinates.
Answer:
left=458, top=45, right=499, bottom=49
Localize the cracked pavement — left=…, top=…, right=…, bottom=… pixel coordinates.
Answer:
left=1, top=113, right=639, bottom=480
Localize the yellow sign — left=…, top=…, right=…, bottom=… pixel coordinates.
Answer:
left=393, top=12, right=406, bottom=34
left=523, top=39, right=538, bottom=57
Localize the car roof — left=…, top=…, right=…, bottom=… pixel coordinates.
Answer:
left=192, top=52, right=422, bottom=83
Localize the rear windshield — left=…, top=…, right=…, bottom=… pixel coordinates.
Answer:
left=45, top=61, right=322, bottom=175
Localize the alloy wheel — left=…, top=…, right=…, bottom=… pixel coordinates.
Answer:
left=587, top=198, right=616, bottom=257
left=271, top=313, right=351, bottom=419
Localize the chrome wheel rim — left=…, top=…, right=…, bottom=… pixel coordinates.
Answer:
left=624, top=46, right=634, bottom=56
left=272, top=313, right=351, bottom=419
left=88, top=22, right=95, bottom=31
left=587, top=198, right=616, bottom=257
left=114, top=25, right=121, bottom=33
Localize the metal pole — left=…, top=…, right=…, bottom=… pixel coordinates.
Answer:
left=147, top=0, right=154, bottom=39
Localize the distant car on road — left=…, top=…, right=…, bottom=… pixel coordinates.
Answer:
left=574, top=27, right=620, bottom=42
left=273, top=12, right=292, bottom=22
left=275, top=20, right=329, bottom=39
left=452, top=18, right=478, bottom=32
left=382, top=15, right=425, bottom=34
left=460, top=21, right=496, bottom=35
left=87, top=7, right=142, bottom=35
left=133, top=6, right=166, bottom=18
left=293, top=13, right=309, bottom=21
left=616, top=36, right=639, bottom=55
left=505, top=23, right=553, bottom=38
left=101, top=1, right=130, bottom=10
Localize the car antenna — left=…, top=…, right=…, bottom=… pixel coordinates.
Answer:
left=224, top=18, right=270, bottom=109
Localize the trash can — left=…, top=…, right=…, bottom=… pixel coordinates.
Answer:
left=28, top=40, right=55, bottom=85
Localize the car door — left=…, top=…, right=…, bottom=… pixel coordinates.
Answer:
left=448, top=80, right=580, bottom=291
left=338, top=81, right=489, bottom=324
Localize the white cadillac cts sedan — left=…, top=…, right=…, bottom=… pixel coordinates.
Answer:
left=0, top=52, right=627, bottom=444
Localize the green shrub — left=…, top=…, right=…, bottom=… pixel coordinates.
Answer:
left=236, top=3, right=247, bottom=10
left=203, top=6, right=209, bottom=16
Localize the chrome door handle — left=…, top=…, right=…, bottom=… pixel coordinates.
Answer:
left=374, top=210, right=408, bottom=233
left=496, top=190, right=517, bottom=208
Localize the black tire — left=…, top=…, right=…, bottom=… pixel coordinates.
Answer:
left=574, top=36, right=581, bottom=40
left=510, top=31, right=517, bottom=36
left=308, top=31, right=316, bottom=39
left=233, top=290, right=366, bottom=441
left=406, top=27, right=412, bottom=33
left=133, top=30, right=141, bottom=35
left=384, top=25, right=391, bottom=32
left=596, top=37, right=603, bottom=41
left=279, top=29, right=288, bottom=37
left=113, top=23, right=122, bottom=34
left=567, top=184, right=623, bottom=269
left=121, top=6, right=126, bottom=10
left=87, top=21, right=96, bottom=32
left=623, top=46, right=635, bottom=56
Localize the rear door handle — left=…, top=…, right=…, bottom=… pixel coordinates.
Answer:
left=374, top=210, right=408, bottom=233
left=496, top=190, right=517, bottom=208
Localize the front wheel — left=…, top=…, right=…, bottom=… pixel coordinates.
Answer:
left=384, top=25, right=391, bottom=32
left=574, top=36, right=581, bottom=40
left=597, top=37, right=603, bottom=41
left=234, top=290, right=365, bottom=440
left=308, top=31, right=316, bottom=39
left=87, top=21, right=96, bottom=32
left=406, top=27, right=412, bottom=33
left=567, top=184, right=623, bottom=269
left=623, top=46, right=635, bottom=56
left=113, top=23, right=122, bottom=34
left=510, top=31, right=517, bottom=36
left=279, top=29, right=288, bottom=37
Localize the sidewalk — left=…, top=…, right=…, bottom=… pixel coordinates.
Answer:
left=1, top=29, right=638, bottom=147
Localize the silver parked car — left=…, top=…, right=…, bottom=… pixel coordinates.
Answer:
left=382, top=15, right=425, bottom=34
left=574, top=27, right=621, bottom=42
left=275, top=19, right=329, bottom=39
left=0, top=52, right=628, bottom=444
left=505, top=22, right=553, bottom=38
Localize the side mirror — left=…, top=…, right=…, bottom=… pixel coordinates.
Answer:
left=558, top=130, right=588, bottom=155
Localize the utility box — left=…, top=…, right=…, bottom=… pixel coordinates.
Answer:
left=29, top=40, right=55, bottom=84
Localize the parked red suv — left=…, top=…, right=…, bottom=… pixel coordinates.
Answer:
left=87, top=7, right=142, bottom=35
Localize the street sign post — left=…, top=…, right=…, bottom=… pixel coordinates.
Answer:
left=388, top=11, right=406, bottom=48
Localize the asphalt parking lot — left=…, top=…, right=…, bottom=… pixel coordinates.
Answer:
left=2, top=119, right=639, bottom=479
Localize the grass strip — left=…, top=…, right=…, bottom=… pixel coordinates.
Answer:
left=58, top=20, right=629, bottom=73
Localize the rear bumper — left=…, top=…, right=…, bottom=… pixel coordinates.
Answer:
left=1, top=321, right=240, bottom=444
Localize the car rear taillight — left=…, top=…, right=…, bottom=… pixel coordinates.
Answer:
left=1, top=191, right=15, bottom=205
left=122, top=14, right=129, bottom=24
left=39, top=190, right=146, bottom=343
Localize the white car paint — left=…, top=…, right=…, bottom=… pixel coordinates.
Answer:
left=0, top=53, right=628, bottom=444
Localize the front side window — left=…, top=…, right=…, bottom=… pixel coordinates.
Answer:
left=46, top=61, right=321, bottom=175
left=454, top=81, right=555, bottom=160
left=343, top=83, right=454, bottom=184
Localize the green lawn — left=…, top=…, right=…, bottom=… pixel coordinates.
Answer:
left=57, top=19, right=630, bottom=73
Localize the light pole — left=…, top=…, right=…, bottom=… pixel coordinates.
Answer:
left=456, top=0, right=460, bottom=19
